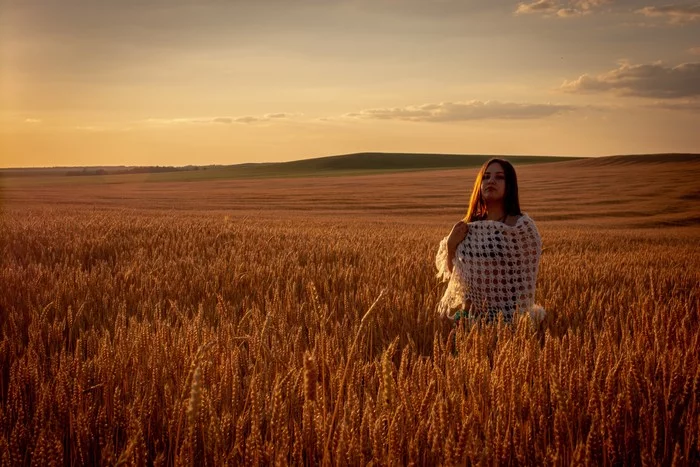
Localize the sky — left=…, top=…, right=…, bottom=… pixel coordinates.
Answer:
left=1, top=0, right=699, bottom=167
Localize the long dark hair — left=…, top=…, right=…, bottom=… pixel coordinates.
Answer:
left=464, top=158, right=522, bottom=222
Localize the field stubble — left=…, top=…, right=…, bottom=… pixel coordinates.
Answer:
left=0, top=159, right=699, bottom=465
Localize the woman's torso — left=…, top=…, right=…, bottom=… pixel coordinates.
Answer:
left=455, top=214, right=540, bottom=321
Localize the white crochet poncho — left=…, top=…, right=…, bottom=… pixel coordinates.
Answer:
left=435, top=213, right=543, bottom=322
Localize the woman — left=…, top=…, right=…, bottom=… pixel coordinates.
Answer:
left=435, top=158, right=544, bottom=324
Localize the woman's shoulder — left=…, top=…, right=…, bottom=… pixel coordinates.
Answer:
left=507, top=213, right=535, bottom=227
left=505, top=213, right=523, bottom=226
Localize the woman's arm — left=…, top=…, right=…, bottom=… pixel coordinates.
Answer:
left=435, top=237, right=452, bottom=281
left=446, top=221, right=469, bottom=273
left=436, top=221, right=469, bottom=280
left=446, top=243, right=457, bottom=274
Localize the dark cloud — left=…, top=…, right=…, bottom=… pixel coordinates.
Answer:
left=561, top=61, right=700, bottom=98
left=344, top=100, right=574, bottom=122
left=636, top=4, right=700, bottom=24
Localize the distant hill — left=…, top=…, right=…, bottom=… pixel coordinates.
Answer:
left=4, top=152, right=697, bottom=184
left=169, top=152, right=581, bottom=181
left=0, top=152, right=579, bottom=183
left=164, top=153, right=581, bottom=181
left=269, top=152, right=578, bottom=172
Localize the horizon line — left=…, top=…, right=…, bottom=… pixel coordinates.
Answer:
left=1, top=151, right=698, bottom=171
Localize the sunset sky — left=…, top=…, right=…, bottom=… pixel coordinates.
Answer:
left=1, top=0, right=699, bottom=168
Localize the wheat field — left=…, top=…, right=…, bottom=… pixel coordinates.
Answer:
left=1, top=158, right=699, bottom=465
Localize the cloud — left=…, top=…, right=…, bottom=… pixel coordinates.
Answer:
left=24, top=118, right=42, bottom=124
left=75, top=125, right=106, bottom=132
left=343, top=100, right=574, bottom=122
left=561, top=61, right=700, bottom=98
left=649, top=100, right=700, bottom=111
left=212, top=117, right=233, bottom=124
left=515, top=0, right=560, bottom=15
left=689, top=46, right=700, bottom=55
left=636, top=4, right=700, bottom=24
left=234, top=116, right=260, bottom=124
left=142, top=113, right=297, bottom=126
left=65, top=113, right=300, bottom=131
left=515, top=0, right=612, bottom=17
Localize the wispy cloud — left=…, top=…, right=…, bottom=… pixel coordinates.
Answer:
left=515, top=0, right=560, bottom=16
left=24, top=118, right=42, bottom=124
left=515, top=0, right=612, bottom=17
left=144, top=118, right=206, bottom=126
left=342, top=100, right=574, bottom=122
left=143, top=113, right=297, bottom=126
left=649, top=100, right=700, bottom=111
left=233, top=116, right=260, bottom=124
left=690, top=46, right=700, bottom=55
left=561, top=61, right=700, bottom=98
left=211, top=117, right=233, bottom=124
left=636, top=4, right=700, bottom=24
left=75, top=125, right=107, bottom=132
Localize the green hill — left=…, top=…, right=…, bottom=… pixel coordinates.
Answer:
left=272, top=152, right=578, bottom=172
left=149, top=152, right=581, bottom=182
left=1, top=152, right=582, bottom=185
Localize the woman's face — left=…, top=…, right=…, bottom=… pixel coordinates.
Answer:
left=481, top=162, right=506, bottom=203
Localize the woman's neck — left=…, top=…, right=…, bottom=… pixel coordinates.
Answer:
left=485, top=203, right=506, bottom=221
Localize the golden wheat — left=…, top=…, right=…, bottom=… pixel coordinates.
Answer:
left=1, top=160, right=699, bottom=465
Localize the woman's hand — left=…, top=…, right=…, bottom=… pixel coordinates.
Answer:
left=447, top=221, right=469, bottom=251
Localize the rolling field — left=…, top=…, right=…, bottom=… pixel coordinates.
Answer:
left=0, top=153, right=581, bottom=185
left=1, top=157, right=699, bottom=465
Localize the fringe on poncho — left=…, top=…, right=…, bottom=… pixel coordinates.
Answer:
left=435, top=213, right=544, bottom=322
